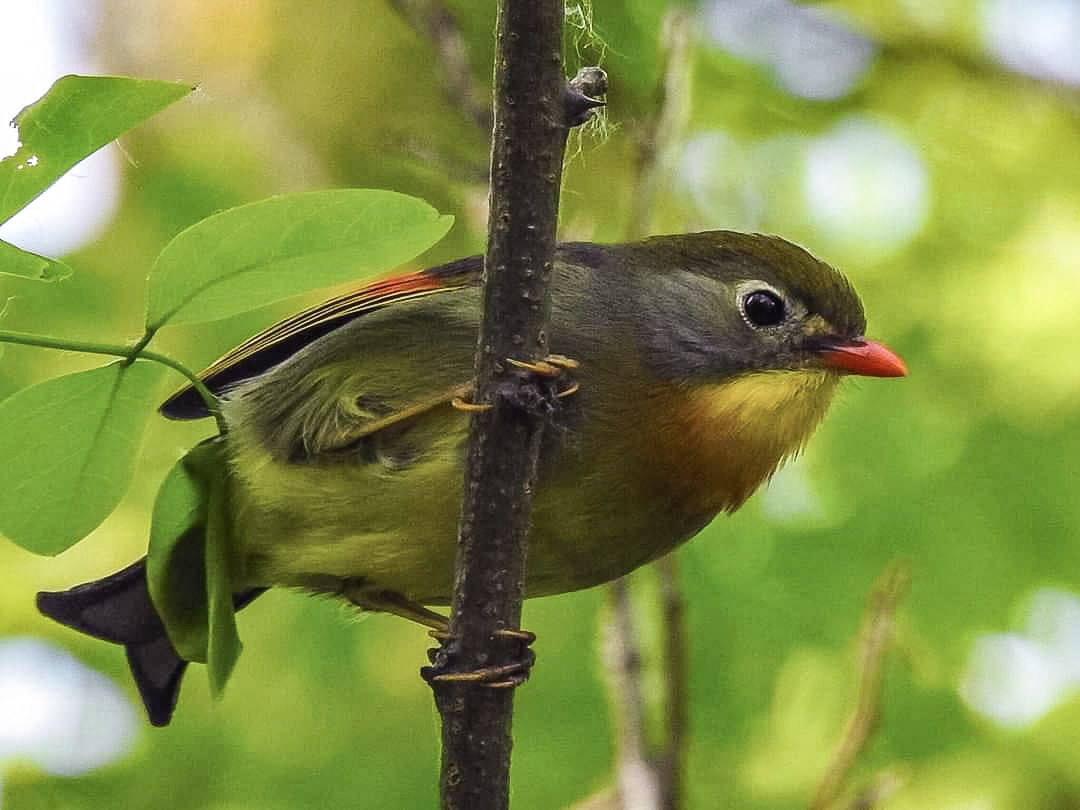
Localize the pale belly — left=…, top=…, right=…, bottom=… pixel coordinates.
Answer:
left=217, top=364, right=837, bottom=604
left=226, top=427, right=695, bottom=604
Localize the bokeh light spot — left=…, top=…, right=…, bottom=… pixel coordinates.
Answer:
left=0, top=638, right=137, bottom=776
left=960, top=589, right=1080, bottom=729
left=703, top=0, right=875, bottom=100
left=980, top=0, right=1080, bottom=85
left=802, top=117, right=929, bottom=262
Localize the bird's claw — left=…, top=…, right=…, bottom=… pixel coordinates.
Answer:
left=556, top=380, right=579, bottom=399
left=493, top=627, right=536, bottom=644
left=428, top=627, right=533, bottom=643
left=507, top=354, right=581, bottom=400
left=427, top=650, right=535, bottom=689
left=506, top=354, right=580, bottom=376
left=450, top=395, right=493, bottom=413
left=422, top=626, right=537, bottom=689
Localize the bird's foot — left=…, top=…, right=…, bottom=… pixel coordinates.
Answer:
left=342, top=584, right=536, bottom=689
left=507, top=354, right=581, bottom=401
left=422, top=627, right=537, bottom=689
left=450, top=354, right=580, bottom=412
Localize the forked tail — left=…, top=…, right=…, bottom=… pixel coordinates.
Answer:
left=37, top=557, right=264, bottom=726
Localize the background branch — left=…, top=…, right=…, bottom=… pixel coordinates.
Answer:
left=626, top=8, right=695, bottom=242
left=388, top=0, right=492, bottom=132
left=655, top=553, right=688, bottom=809
left=810, top=560, right=911, bottom=810
left=601, top=9, right=695, bottom=810
left=607, top=577, right=662, bottom=810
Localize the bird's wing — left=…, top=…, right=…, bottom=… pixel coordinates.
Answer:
left=160, top=257, right=482, bottom=420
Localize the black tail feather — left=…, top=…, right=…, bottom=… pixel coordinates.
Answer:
left=126, top=635, right=189, bottom=727
left=37, top=558, right=265, bottom=727
left=37, top=558, right=186, bottom=726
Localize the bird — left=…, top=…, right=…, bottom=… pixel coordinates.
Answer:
left=36, top=230, right=906, bottom=725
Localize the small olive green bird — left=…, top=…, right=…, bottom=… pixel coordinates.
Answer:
left=37, top=231, right=905, bottom=725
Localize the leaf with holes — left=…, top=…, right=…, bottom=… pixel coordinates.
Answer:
left=0, top=75, right=194, bottom=225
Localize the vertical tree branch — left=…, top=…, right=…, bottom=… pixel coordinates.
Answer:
left=427, top=3, right=605, bottom=807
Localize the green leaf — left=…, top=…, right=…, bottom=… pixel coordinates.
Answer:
left=0, top=75, right=194, bottom=224
left=0, top=362, right=163, bottom=557
left=0, top=360, right=164, bottom=554
left=145, top=189, right=453, bottom=328
left=0, top=239, right=72, bottom=282
left=203, top=452, right=241, bottom=696
left=146, top=438, right=242, bottom=693
left=147, top=447, right=210, bottom=663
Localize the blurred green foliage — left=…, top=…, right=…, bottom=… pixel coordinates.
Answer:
left=3, top=1, right=1080, bottom=808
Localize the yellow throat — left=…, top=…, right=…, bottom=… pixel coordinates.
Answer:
left=641, top=369, right=840, bottom=518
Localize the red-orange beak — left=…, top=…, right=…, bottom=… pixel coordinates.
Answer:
left=818, top=338, right=907, bottom=378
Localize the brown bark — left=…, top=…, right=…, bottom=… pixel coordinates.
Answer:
left=426, top=3, right=605, bottom=807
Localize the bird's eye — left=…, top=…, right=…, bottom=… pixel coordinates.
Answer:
left=742, top=290, right=785, bottom=327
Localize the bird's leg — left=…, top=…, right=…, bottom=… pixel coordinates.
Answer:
left=342, top=584, right=450, bottom=633
left=343, top=583, right=536, bottom=687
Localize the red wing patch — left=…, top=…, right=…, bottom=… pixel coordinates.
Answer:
left=160, top=263, right=479, bottom=419
left=211, top=271, right=449, bottom=374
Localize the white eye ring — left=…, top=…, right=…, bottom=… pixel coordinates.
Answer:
left=736, top=282, right=787, bottom=329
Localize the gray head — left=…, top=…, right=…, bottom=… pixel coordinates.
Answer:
left=570, top=231, right=876, bottom=383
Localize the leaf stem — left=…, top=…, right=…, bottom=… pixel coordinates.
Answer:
left=0, top=328, right=226, bottom=433
left=139, top=349, right=225, bottom=433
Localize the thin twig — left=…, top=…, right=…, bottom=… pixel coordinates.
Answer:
left=626, top=7, right=695, bottom=242
left=388, top=0, right=492, bottom=132
left=844, top=769, right=905, bottom=810
left=607, top=577, right=662, bottom=810
left=655, top=554, right=688, bottom=809
left=0, top=327, right=225, bottom=432
left=809, top=560, right=912, bottom=810
left=602, top=9, right=696, bottom=810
